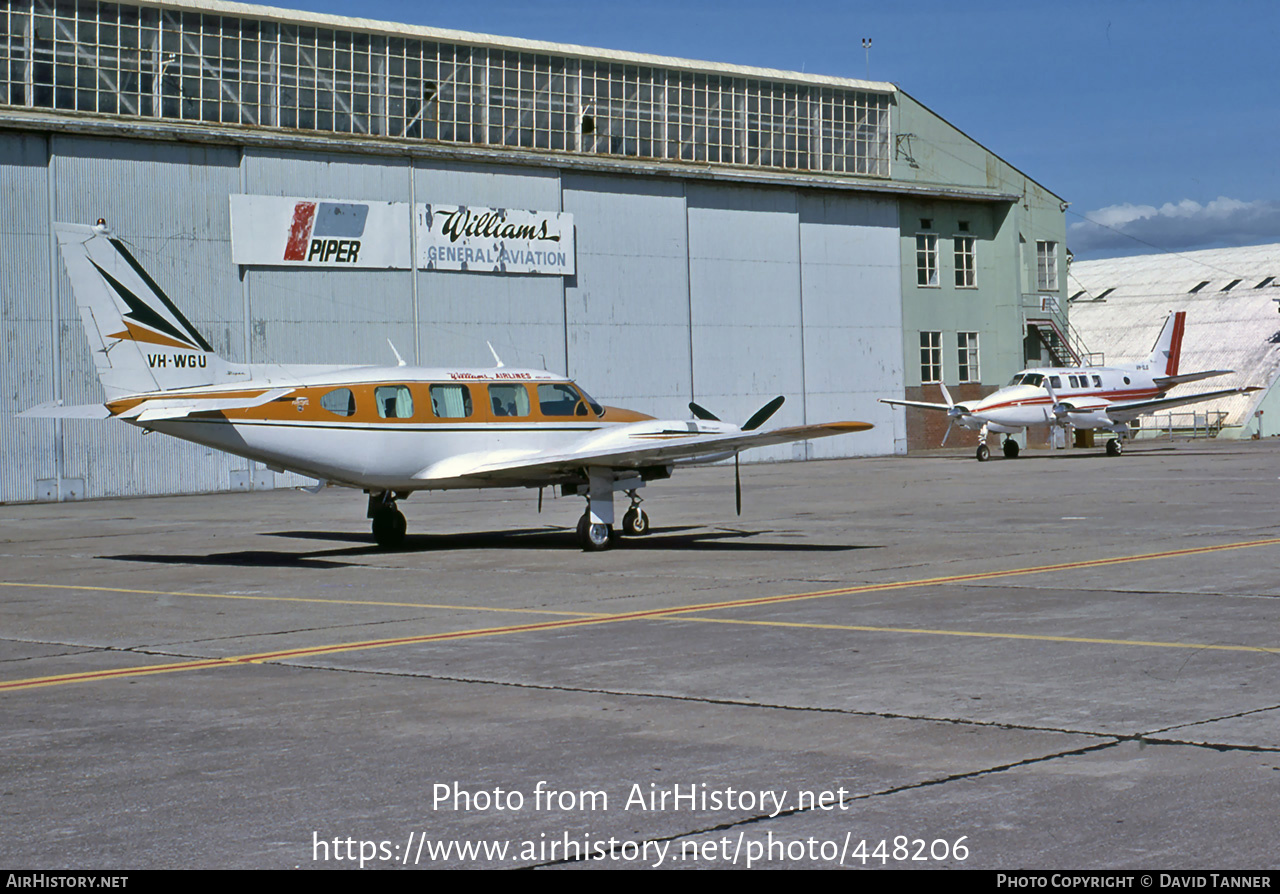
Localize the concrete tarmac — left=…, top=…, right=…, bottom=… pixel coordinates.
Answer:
left=1, top=439, right=1278, bottom=869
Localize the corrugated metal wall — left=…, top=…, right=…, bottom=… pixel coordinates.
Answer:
left=0, top=133, right=56, bottom=504
left=1, top=130, right=904, bottom=503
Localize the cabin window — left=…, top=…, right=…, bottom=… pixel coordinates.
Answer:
left=1092, top=375, right=1102, bottom=388
left=1048, top=376, right=1062, bottom=389
left=374, top=385, right=414, bottom=419
left=319, top=388, right=356, bottom=417
left=538, top=383, right=585, bottom=416
left=430, top=384, right=472, bottom=418
left=489, top=384, right=531, bottom=418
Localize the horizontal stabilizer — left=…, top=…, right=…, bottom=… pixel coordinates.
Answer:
left=117, top=388, right=293, bottom=422
left=16, top=402, right=111, bottom=419
left=1153, top=370, right=1232, bottom=389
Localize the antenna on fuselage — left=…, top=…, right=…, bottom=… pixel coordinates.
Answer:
left=487, top=341, right=505, bottom=368
left=387, top=339, right=407, bottom=367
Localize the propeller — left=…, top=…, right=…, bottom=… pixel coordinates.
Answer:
left=735, top=453, right=742, bottom=516
left=1043, top=378, right=1070, bottom=421
left=688, top=396, right=787, bottom=515
left=743, top=395, right=786, bottom=431
left=688, top=395, right=785, bottom=430
left=688, top=401, right=720, bottom=421
left=937, top=383, right=967, bottom=447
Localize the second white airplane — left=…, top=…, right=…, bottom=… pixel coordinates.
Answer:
left=881, top=311, right=1258, bottom=461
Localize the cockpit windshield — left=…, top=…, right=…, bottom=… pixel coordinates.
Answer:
left=574, top=384, right=605, bottom=418
left=1020, top=373, right=1044, bottom=387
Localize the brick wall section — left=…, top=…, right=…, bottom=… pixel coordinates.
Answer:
left=903, top=384, right=1060, bottom=451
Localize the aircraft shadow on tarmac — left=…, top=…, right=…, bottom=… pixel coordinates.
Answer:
left=101, top=527, right=877, bottom=568
left=272, top=526, right=876, bottom=553
left=937, top=445, right=1243, bottom=462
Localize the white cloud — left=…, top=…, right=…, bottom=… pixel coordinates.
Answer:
left=1069, top=197, right=1280, bottom=258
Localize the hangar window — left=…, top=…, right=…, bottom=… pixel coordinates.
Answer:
left=954, top=236, right=976, bottom=288
left=2, top=1, right=892, bottom=178
left=1189, top=281, right=1210, bottom=293
left=1036, top=241, right=1058, bottom=291
left=1255, top=277, right=1274, bottom=289
left=1221, top=279, right=1241, bottom=292
left=916, top=234, right=938, bottom=287
left=319, top=388, right=356, bottom=417
left=957, top=332, right=979, bottom=383
left=489, top=384, right=531, bottom=418
left=919, top=331, right=942, bottom=384
left=430, top=384, right=473, bottom=419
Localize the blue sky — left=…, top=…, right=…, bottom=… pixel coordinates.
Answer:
left=265, top=0, right=1280, bottom=259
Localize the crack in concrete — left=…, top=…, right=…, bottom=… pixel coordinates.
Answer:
left=259, top=660, right=1280, bottom=754
left=528, top=739, right=1124, bottom=868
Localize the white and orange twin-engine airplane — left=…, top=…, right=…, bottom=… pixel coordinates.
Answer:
left=21, top=222, right=871, bottom=550
left=881, top=311, right=1258, bottom=461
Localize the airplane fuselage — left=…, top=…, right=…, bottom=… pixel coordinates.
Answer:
left=954, top=365, right=1161, bottom=432
left=107, top=364, right=729, bottom=491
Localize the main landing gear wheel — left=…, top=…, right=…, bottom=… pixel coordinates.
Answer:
left=621, top=507, right=650, bottom=537
left=371, top=507, right=407, bottom=549
left=1106, top=438, right=1124, bottom=457
left=976, top=443, right=991, bottom=462
left=577, top=512, right=613, bottom=551
left=1002, top=439, right=1020, bottom=459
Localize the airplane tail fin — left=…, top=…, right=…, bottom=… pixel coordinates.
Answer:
left=1146, top=311, right=1185, bottom=378
left=56, top=222, right=227, bottom=400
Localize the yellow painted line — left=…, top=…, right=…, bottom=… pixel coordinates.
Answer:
left=4, top=535, right=1280, bottom=693
left=0, top=581, right=605, bottom=618
left=679, top=617, right=1280, bottom=655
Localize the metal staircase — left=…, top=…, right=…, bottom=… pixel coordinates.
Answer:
left=1022, top=295, right=1102, bottom=367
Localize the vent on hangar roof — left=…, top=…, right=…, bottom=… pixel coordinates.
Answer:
left=1189, top=281, right=1210, bottom=293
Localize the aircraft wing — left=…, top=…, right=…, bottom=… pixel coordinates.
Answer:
left=878, top=398, right=954, bottom=413
left=1104, top=386, right=1261, bottom=422
left=414, top=420, right=872, bottom=484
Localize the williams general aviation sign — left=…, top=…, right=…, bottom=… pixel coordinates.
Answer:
left=229, top=195, right=574, bottom=275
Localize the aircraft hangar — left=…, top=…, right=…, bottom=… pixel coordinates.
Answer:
left=0, top=0, right=1068, bottom=502
left=1067, top=243, right=1280, bottom=440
